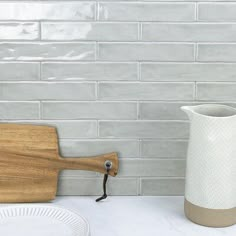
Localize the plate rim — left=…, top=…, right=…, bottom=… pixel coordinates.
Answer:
left=0, top=204, right=90, bottom=236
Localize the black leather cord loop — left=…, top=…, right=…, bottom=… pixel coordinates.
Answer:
left=96, top=169, right=109, bottom=202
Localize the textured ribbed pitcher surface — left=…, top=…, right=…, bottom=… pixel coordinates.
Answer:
left=182, top=104, right=236, bottom=227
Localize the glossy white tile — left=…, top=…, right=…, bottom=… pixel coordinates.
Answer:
left=41, top=62, right=138, bottom=81
left=0, top=2, right=95, bottom=20
left=0, top=42, right=95, bottom=61
left=0, top=22, right=39, bottom=40
left=0, top=102, right=39, bottom=120
left=42, top=22, right=138, bottom=41
left=42, top=101, right=137, bottom=119
left=98, top=82, right=194, bottom=100
left=59, top=139, right=139, bottom=158
left=98, top=43, right=194, bottom=61
left=141, top=63, right=236, bottom=82
left=98, top=2, right=195, bottom=21
left=0, top=82, right=96, bottom=100
left=99, top=121, right=189, bottom=138
left=0, top=62, right=39, bottom=80
left=142, top=23, right=236, bottom=42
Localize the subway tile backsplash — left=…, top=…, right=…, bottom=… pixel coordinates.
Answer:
left=197, top=44, right=236, bottom=62
left=198, top=3, right=236, bottom=21
left=59, top=139, right=140, bottom=158
left=97, top=43, right=195, bottom=61
left=141, top=63, right=236, bottom=82
left=42, top=101, right=137, bottom=120
left=41, top=62, right=138, bottom=81
left=0, top=2, right=95, bottom=20
left=99, top=121, right=189, bottom=138
left=41, top=22, right=139, bottom=41
left=0, top=62, right=40, bottom=81
left=0, top=1, right=234, bottom=196
left=98, top=82, right=195, bottom=100
left=0, top=42, right=96, bottom=61
left=0, top=82, right=96, bottom=100
left=142, top=23, right=236, bottom=42
left=0, top=22, right=39, bottom=40
left=98, top=2, right=195, bottom=22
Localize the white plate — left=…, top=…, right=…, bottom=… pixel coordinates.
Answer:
left=0, top=205, right=90, bottom=236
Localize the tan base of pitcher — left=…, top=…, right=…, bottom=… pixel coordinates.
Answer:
left=184, top=199, right=236, bottom=227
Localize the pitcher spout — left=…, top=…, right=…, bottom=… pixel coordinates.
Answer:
left=181, top=106, right=194, bottom=120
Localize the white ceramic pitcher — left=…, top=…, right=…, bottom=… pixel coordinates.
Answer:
left=181, top=104, right=236, bottom=227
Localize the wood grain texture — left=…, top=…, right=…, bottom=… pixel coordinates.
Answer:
left=0, top=123, right=119, bottom=202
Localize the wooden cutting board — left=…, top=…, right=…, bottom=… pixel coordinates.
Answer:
left=0, top=123, right=118, bottom=203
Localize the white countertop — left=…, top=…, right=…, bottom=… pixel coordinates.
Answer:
left=50, top=196, right=235, bottom=236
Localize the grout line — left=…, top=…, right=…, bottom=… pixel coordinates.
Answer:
left=3, top=118, right=189, bottom=122
left=3, top=61, right=236, bottom=64
left=194, top=44, right=196, bottom=62
left=38, top=21, right=41, bottom=40
left=5, top=100, right=236, bottom=104
left=2, top=20, right=236, bottom=24
left=3, top=19, right=236, bottom=23
left=195, top=43, right=198, bottom=61
left=95, top=1, right=98, bottom=21
left=39, top=62, right=42, bottom=81
left=138, top=22, right=142, bottom=40
left=137, top=62, right=141, bottom=81
left=59, top=138, right=145, bottom=141
left=195, top=82, right=198, bottom=100
left=4, top=39, right=236, bottom=43
left=95, top=81, right=98, bottom=100
left=140, top=177, right=185, bottom=181
left=2, top=61, right=236, bottom=65
left=96, top=42, right=99, bottom=60
left=139, top=138, right=142, bottom=158
left=0, top=0, right=231, bottom=2
left=95, top=42, right=97, bottom=61
left=96, top=2, right=100, bottom=21
left=39, top=101, right=42, bottom=119
left=137, top=102, right=139, bottom=120
left=96, top=81, right=99, bottom=100
left=96, top=120, right=99, bottom=138
left=195, top=2, right=198, bottom=22
left=0, top=81, right=97, bottom=84
left=0, top=99, right=228, bottom=103
left=138, top=177, right=141, bottom=196
left=97, top=120, right=100, bottom=138
left=0, top=41, right=200, bottom=44
left=0, top=81, right=197, bottom=84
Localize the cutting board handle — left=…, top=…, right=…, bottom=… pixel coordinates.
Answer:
left=58, top=152, right=118, bottom=177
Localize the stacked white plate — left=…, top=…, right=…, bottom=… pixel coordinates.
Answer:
left=0, top=205, right=90, bottom=236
